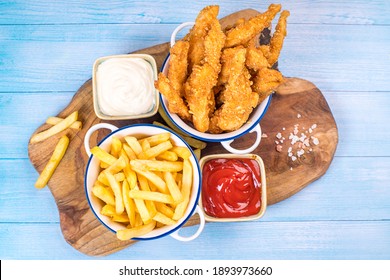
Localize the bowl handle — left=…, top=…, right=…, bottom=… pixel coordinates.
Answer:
left=84, top=123, right=118, bottom=157
left=170, top=22, right=195, bottom=47
left=221, top=124, right=262, bottom=154
left=170, top=205, right=205, bottom=242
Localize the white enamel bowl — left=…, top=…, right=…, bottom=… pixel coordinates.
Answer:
left=84, top=123, right=205, bottom=241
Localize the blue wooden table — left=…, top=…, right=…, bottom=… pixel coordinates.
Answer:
left=1, top=0, right=389, bottom=260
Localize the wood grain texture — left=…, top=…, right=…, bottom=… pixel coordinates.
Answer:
left=27, top=9, right=338, bottom=256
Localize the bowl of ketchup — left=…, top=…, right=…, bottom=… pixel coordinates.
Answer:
left=199, top=154, right=267, bottom=222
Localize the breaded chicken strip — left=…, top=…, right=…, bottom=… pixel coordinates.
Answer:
left=187, top=5, right=220, bottom=70
left=155, top=73, right=191, bottom=121
left=245, top=38, right=270, bottom=71
left=168, top=40, right=190, bottom=97
left=265, top=10, right=290, bottom=66
left=210, top=47, right=259, bottom=132
left=184, top=63, right=218, bottom=132
left=224, top=4, right=281, bottom=48
left=204, top=17, right=226, bottom=74
left=251, top=67, right=284, bottom=104
left=155, top=40, right=191, bottom=120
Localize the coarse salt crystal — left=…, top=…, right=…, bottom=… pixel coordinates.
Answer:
left=311, top=124, right=317, bottom=129
left=291, top=156, right=297, bottom=161
left=297, top=149, right=305, bottom=157
left=276, top=145, right=283, bottom=152
left=311, top=136, right=320, bottom=145
left=262, top=133, right=268, bottom=138
left=276, top=132, right=282, bottom=139
left=297, top=113, right=301, bottom=118
left=288, top=147, right=293, bottom=153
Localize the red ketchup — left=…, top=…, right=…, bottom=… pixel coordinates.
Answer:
left=201, top=158, right=262, bottom=218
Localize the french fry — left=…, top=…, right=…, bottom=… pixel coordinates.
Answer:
left=34, top=135, right=69, bottom=189
left=140, top=133, right=171, bottom=146
left=138, top=141, right=173, bottom=159
left=170, top=146, right=191, bottom=159
left=130, top=164, right=168, bottom=193
left=173, top=159, right=192, bottom=220
left=116, top=220, right=156, bottom=241
left=132, top=185, right=152, bottom=224
left=122, top=179, right=136, bottom=227
left=155, top=202, right=175, bottom=219
left=105, top=155, right=127, bottom=174
left=97, top=172, right=125, bottom=186
left=90, top=146, right=117, bottom=165
left=129, top=189, right=174, bottom=204
left=125, top=136, right=143, bottom=156
left=193, top=148, right=201, bottom=160
left=112, top=213, right=130, bottom=223
left=141, top=139, right=151, bottom=152
left=101, top=204, right=116, bottom=217
left=110, top=136, right=123, bottom=158
left=163, top=171, right=183, bottom=204
left=31, top=111, right=78, bottom=143
left=101, top=204, right=129, bottom=223
left=137, top=174, right=158, bottom=218
left=124, top=167, right=137, bottom=189
left=46, top=116, right=82, bottom=130
left=131, top=159, right=183, bottom=172
left=134, top=213, right=143, bottom=227
left=105, top=171, right=124, bottom=215
left=156, top=150, right=178, bottom=161
left=122, top=144, right=137, bottom=160
left=153, top=212, right=176, bottom=226
left=92, top=183, right=115, bottom=206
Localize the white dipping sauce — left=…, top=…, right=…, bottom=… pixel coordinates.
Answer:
left=96, top=57, right=155, bottom=116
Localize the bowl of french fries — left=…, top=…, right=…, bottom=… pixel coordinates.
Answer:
left=84, top=123, right=205, bottom=241
left=155, top=4, right=289, bottom=154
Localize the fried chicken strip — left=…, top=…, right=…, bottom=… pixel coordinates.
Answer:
left=245, top=38, right=270, bottom=71
left=187, top=5, right=220, bottom=70
left=154, top=41, right=191, bottom=121
left=266, top=10, right=290, bottom=67
left=184, top=63, right=218, bottom=132
left=168, top=40, right=190, bottom=97
left=210, top=47, right=259, bottom=132
left=204, top=17, right=226, bottom=74
left=155, top=73, right=191, bottom=121
left=224, top=4, right=282, bottom=48
left=251, top=67, right=284, bottom=104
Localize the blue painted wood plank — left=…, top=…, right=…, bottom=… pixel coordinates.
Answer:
left=2, top=157, right=389, bottom=223
left=0, top=92, right=75, bottom=159
left=0, top=159, right=61, bottom=222
left=1, top=221, right=389, bottom=259
left=1, top=0, right=389, bottom=25
left=1, top=24, right=389, bottom=92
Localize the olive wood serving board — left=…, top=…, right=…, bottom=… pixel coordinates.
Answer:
left=28, top=9, right=338, bottom=256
